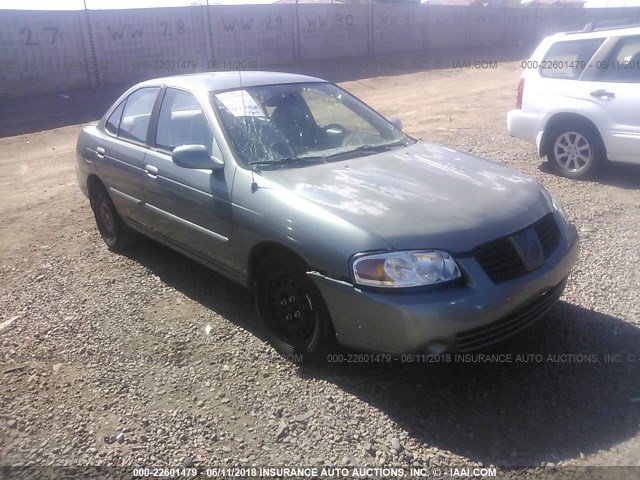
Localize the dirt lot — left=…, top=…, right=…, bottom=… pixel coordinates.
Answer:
left=1, top=50, right=640, bottom=477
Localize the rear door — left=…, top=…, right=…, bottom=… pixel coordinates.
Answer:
left=532, top=37, right=605, bottom=111
left=142, top=87, right=235, bottom=268
left=583, top=35, right=640, bottom=163
left=94, top=87, right=160, bottom=223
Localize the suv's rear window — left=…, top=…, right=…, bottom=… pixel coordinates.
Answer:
left=540, top=39, right=604, bottom=80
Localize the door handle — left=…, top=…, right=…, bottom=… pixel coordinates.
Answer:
left=145, top=164, right=159, bottom=178
left=590, top=89, right=615, bottom=99
left=96, top=146, right=105, bottom=158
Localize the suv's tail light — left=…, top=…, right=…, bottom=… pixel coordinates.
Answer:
left=516, top=78, right=525, bottom=109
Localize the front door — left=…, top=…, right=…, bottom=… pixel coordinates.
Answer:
left=142, top=87, right=235, bottom=269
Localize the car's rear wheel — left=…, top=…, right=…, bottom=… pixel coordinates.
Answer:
left=90, top=183, right=136, bottom=252
left=254, top=253, right=334, bottom=364
left=547, top=124, right=603, bottom=179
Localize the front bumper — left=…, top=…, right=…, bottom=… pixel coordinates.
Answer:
left=310, top=222, right=579, bottom=355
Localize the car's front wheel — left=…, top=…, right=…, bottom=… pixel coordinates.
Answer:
left=254, top=253, right=334, bottom=364
left=547, top=124, right=604, bottom=179
left=89, top=182, right=136, bottom=252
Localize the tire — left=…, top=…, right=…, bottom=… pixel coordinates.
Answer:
left=547, top=123, right=604, bottom=179
left=253, top=253, right=334, bottom=364
left=89, top=183, right=136, bottom=252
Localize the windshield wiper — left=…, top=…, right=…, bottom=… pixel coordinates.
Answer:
left=249, top=155, right=326, bottom=169
left=323, top=139, right=414, bottom=161
left=248, top=139, right=415, bottom=168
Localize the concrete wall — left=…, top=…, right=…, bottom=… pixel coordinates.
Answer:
left=535, top=8, right=583, bottom=40
left=297, top=5, right=370, bottom=60
left=584, top=6, right=640, bottom=24
left=428, top=6, right=468, bottom=50
left=372, top=5, right=426, bottom=54
left=467, top=6, right=505, bottom=47
left=0, top=10, right=92, bottom=96
left=504, top=8, right=538, bottom=47
left=87, top=7, right=210, bottom=87
left=209, top=5, right=296, bottom=65
left=2, top=5, right=640, bottom=96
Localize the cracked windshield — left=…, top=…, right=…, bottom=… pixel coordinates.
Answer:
left=211, top=82, right=414, bottom=167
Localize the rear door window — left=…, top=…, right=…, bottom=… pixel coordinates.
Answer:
left=597, top=35, right=640, bottom=83
left=118, top=87, right=160, bottom=144
left=540, top=39, right=604, bottom=80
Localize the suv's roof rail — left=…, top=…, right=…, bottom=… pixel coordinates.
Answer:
left=579, top=19, right=640, bottom=33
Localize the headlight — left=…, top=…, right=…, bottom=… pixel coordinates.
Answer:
left=352, top=250, right=461, bottom=288
left=549, top=192, right=569, bottom=224
left=539, top=183, right=569, bottom=224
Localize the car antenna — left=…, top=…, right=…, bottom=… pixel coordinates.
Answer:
left=239, top=70, right=259, bottom=193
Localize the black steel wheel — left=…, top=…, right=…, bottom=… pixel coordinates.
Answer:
left=254, top=253, right=334, bottom=363
left=89, top=182, right=135, bottom=252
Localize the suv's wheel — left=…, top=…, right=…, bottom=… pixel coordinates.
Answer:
left=254, top=253, right=334, bottom=364
left=547, top=124, right=604, bottom=179
left=89, top=183, right=136, bottom=252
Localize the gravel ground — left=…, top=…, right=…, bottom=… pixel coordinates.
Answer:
left=1, top=55, right=639, bottom=479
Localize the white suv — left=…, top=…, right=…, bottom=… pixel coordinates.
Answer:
left=507, top=22, right=640, bottom=179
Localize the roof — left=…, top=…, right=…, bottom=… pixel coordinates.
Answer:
left=552, top=24, right=640, bottom=40
left=522, top=0, right=584, bottom=5
left=276, top=0, right=347, bottom=3
left=137, top=71, right=327, bottom=94
left=421, top=0, right=472, bottom=5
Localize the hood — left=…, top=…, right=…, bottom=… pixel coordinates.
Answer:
left=258, top=141, right=552, bottom=253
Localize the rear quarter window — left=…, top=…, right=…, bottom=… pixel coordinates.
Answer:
left=539, top=38, right=604, bottom=80
left=105, top=100, right=125, bottom=136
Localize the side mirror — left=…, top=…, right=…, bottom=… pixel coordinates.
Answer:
left=388, top=117, right=403, bottom=131
left=171, top=145, right=224, bottom=171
